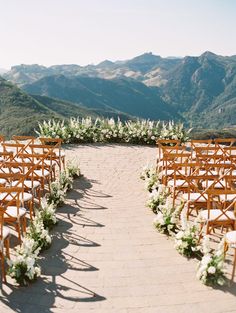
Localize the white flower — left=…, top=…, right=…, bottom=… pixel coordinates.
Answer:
left=207, top=266, right=216, bottom=274
left=176, top=231, right=184, bottom=239
left=217, top=277, right=225, bottom=286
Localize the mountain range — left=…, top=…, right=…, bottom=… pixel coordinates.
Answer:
left=1, top=51, right=236, bottom=137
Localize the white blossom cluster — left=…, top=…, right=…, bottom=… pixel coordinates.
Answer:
left=7, top=238, right=41, bottom=285
left=146, top=184, right=169, bottom=212
left=153, top=196, right=181, bottom=235
left=196, top=236, right=226, bottom=286
left=174, top=210, right=201, bottom=258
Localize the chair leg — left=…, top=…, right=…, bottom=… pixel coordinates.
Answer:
left=231, top=248, right=236, bottom=282
left=5, top=238, right=10, bottom=260
left=1, top=254, right=6, bottom=283
left=16, top=223, right=22, bottom=242
left=29, top=200, right=34, bottom=220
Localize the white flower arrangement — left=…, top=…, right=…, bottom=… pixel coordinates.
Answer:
left=59, top=170, right=73, bottom=192
left=7, top=238, right=41, bottom=286
left=142, top=167, right=160, bottom=192
left=153, top=196, right=183, bottom=236
left=46, top=181, right=66, bottom=206
left=174, top=211, right=202, bottom=258
left=196, top=236, right=226, bottom=286
left=36, top=198, right=57, bottom=231
left=146, top=184, right=169, bottom=213
left=66, top=161, right=81, bottom=179
left=37, top=118, right=188, bottom=145
left=140, top=164, right=153, bottom=180
left=26, top=217, right=52, bottom=252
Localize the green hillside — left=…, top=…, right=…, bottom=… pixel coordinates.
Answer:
left=23, top=75, right=179, bottom=121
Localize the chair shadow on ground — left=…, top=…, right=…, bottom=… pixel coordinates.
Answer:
left=0, top=175, right=108, bottom=312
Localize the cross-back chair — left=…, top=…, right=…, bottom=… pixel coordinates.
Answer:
left=199, top=189, right=236, bottom=235
left=39, top=137, right=65, bottom=170
left=0, top=186, right=27, bottom=242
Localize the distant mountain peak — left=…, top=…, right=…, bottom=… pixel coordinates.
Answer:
left=200, top=51, right=218, bottom=59
left=97, top=59, right=114, bottom=66
left=128, top=52, right=161, bottom=63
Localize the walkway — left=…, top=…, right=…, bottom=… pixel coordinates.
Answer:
left=1, top=144, right=236, bottom=312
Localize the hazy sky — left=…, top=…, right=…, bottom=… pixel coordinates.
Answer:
left=0, top=0, right=236, bottom=69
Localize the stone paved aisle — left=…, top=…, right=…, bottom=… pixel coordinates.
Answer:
left=1, top=144, right=236, bottom=313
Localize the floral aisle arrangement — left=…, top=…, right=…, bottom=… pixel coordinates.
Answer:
left=7, top=238, right=41, bottom=286
left=59, top=170, right=73, bottom=191
left=36, top=117, right=189, bottom=145
left=7, top=162, right=81, bottom=286
left=153, top=196, right=183, bottom=236
left=26, top=217, right=52, bottom=251
left=140, top=165, right=160, bottom=192
left=36, top=199, right=57, bottom=231
left=196, top=236, right=226, bottom=286
left=174, top=210, right=202, bottom=258
left=147, top=184, right=169, bottom=213
left=66, top=161, right=81, bottom=178
left=46, top=181, right=66, bottom=206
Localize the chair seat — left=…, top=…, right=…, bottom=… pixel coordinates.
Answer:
left=1, top=226, right=11, bottom=239
left=0, top=168, right=20, bottom=174
left=44, top=160, right=57, bottom=166
left=199, top=209, right=235, bottom=222
left=167, top=179, right=188, bottom=188
left=219, top=194, right=236, bottom=202
left=202, top=180, right=226, bottom=189
left=14, top=157, right=31, bottom=163
left=4, top=206, right=26, bottom=218
left=198, top=170, right=218, bottom=176
left=0, top=178, right=6, bottom=185
left=0, top=192, right=33, bottom=202
left=55, top=150, right=65, bottom=157
left=225, top=231, right=236, bottom=246
left=182, top=192, right=207, bottom=202
left=160, top=169, right=187, bottom=176
left=12, top=180, right=41, bottom=189
left=34, top=169, right=50, bottom=177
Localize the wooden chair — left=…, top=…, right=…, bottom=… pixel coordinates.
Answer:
left=29, top=144, right=58, bottom=181
left=0, top=187, right=27, bottom=242
left=18, top=152, right=51, bottom=192
left=39, top=137, right=65, bottom=170
left=176, top=162, right=232, bottom=218
left=194, top=146, right=223, bottom=165
left=156, top=139, right=181, bottom=170
left=159, top=145, right=190, bottom=185
left=0, top=172, right=35, bottom=220
left=199, top=189, right=236, bottom=235
left=0, top=207, right=10, bottom=282
left=4, top=161, right=42, bottom=209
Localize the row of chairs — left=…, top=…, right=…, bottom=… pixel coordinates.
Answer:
left=0, top=135, right=66, bottom=282
left=157, top=138, right=236, bottom=280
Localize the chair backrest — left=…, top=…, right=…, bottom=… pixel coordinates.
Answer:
left=1, top=143, right=25, bottom=164
left=0, top=186, right=24, bottom=208
left=214, top=138, right=236, bottom=147
left=206, top=189, right=236, bottom=222
left=12, top=135, right=36, bottom=143
left=190, top=139, right=212, bottom=149
left=157, top=139, right=181, bottom=161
